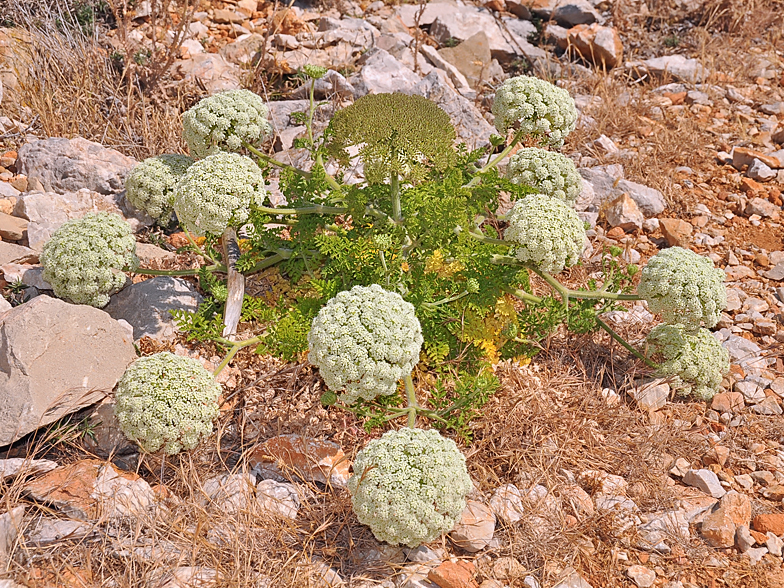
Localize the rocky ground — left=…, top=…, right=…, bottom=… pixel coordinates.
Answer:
left=1, top=0, right=784, bottom=587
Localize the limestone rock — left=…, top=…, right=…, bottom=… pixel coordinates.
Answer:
left=14, top=188, right=153, bottom=251
left=0, top=458, right=58, bottom=480
left=351, top=48, right=421, bottom=96
left=0, top=211, right=27, bottom=241
left=630, top=379, right=669, bottom=412
left=0, top=241, right=36, bottom=265
left=683, top=469, right=726, bottom=498
left=605, top=193, right=643, bottom=231
left=0, top=296, right=136, bottom=447
left=201, top=473, right=256, bottom=514
left=711, top=391, right=744, bottom=413
left=552, top=568, right=593, bottom=588
left=567, top=23, right=623, bottom=69
left=449, top=500, right=496, bottom=552
left=552, top=0, right=601, bottom=27
left=488, top=483, right=526, bottom=524
left=25, top=518, right=95, bottom=546
left=397, top=0, right=459, bottom=28
left=82, top=400, right=138, bottom=459
left=103, top=277, right=202, bottom=341
left=578, top=166, right=666, bottom=217
left=430, top=6, right=516, bottom=61
left=438, top=32, right=494, bottom=89
left=256, top=479, right=300, bottom=519
left=0, top=505, right=24, bottom=569
left=22, top=460, right=152, bottom=521
left=17, top=137, right=135, bottom=195
left=174, top=53, right=241, bottom=94
left=631, top=55, right=709, bottom=83
left=626, top=566, right=656, bottom=588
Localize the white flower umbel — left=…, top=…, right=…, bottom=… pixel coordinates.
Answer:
left=173, top=151, right=267, bottom=236
left=504, top=194, right=586, bottom=274
left=182, top=89, right=272, bottom=159
left=40, top=212, right=138, bottom=308
left=491, top=75, right=577, bottom=149
left=115, top=352, right=221, bottom=455
left=646, top=324, right=729, bottom=401
left=637, top=246, right=726, bottom=330
left=125, top=154, right=194, bottom=223
left=308, top=284, right=423, bottom=404
left=507, top=147, right=582, bottom=206
left=348, top=428, right=472, bottom=548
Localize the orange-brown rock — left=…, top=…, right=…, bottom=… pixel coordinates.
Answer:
left=249, top=434, right=351, bottom=488
left=567, top=23, right=623, bottom=69
left=428, top=560, right=479, bottom=588
left=732, top=147, right=780, bottom=170
left=753, top=513, right=784, bottom=536
left=659, top=218, right=692, bottom=247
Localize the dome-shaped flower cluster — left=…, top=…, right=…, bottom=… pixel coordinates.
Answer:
left=504, top=194, right=586, bottom=273
left=115, top=352, right=221, bottom=455
left=173, top=151, right=267, bottom=236
left=40, top=212, right=138, bottom=308
left=646, top=324, right=729, bottom=400
left=491, top=75, right=577, bottom=149
left=307, top=284, right=423, bottom=404
left=637, top=246, right=726, bottom=330
left=348, top=427, right=472, bottom=547
left=506, top=148, right=582, bottom=206
left=182, top=89, right=272, bottom=159
left=125, top=154, right=194, bottom=223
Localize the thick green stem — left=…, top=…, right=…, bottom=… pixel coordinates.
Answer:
left=595, top=317, right=658, bottom=369
left=315, top=152, right=343, bottom=193
left=184, top=231, right=219, bottom=265
left=464, top=226, right=507, bottom=246
left=213, top=335, right=265, bottom=376
left=464, top=128, right=525, bottom=188
left=530, top=266, right=570, bottom=309
left=133, top=264, right=225, bottom=276
left=491, top=255, right=642, bottom=301
left=391, top=172, right=402, bottom=223
left=256, top=204, right=349, bottom=216
left=403, top=374, right=418, bottom=428
left=503, top=286, right=542, bottom=305
left=243, top=142, right=311, bottom=179
left=421, top=290, right=470, bottom=310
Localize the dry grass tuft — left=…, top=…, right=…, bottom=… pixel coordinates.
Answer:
left=1, top=1, right=200, bottom=159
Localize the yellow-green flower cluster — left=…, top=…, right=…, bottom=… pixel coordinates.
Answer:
left=40, top=212, right=138, bottom=308
left=646, top=324, right=729, bottom=400
left=348, top=428, right=472, bottom=547
left=491, top=75, right=577, bottom=149
left=114, top=352, right=221, bottom=455
left=307, top=284, right=423, bottom=404
left=326, top=93, right=456, bottom=184
left=504, top=194, right=586, bottom=273
left=637, top=247, right=726, bottom=330
left=507, top=148, right=582, bottom=206
left=173, top=152, right=267, bottom=236
left=182, top=89, right=272, bottom=159
left=125, top=154, right=194, bottom=223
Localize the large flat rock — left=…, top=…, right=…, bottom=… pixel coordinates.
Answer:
left=13, top=188, right=152, bottom=251
left=17, top=137, right=136, bottom=195
left=0, top=296, right=136, bottom=446
left=104, top=276, right=203, bottom=341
